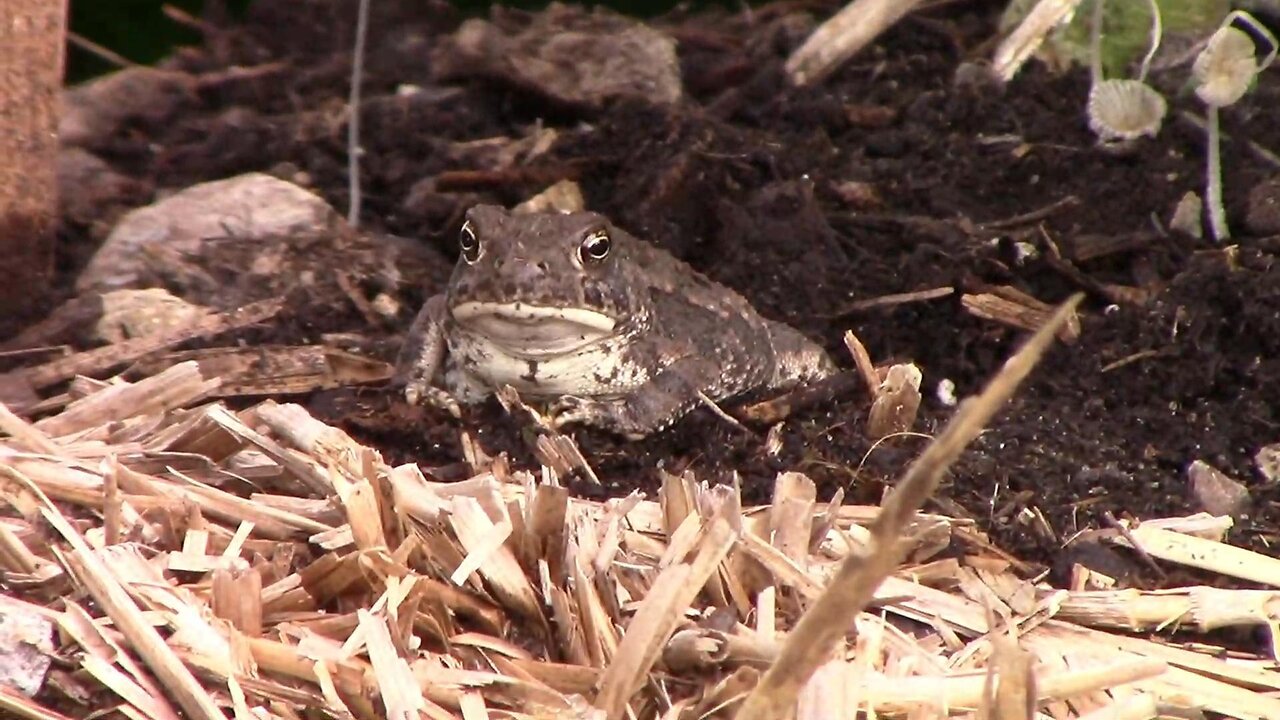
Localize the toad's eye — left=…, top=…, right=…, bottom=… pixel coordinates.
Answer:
left=459, top=220, right=482, bottom=264
left=579, top=229, right=611, bottom=264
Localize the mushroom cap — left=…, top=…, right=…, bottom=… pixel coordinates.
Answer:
left=1087, top=79, right=1167, bottom=141
left=1193, top=26, right=1259, bottom=107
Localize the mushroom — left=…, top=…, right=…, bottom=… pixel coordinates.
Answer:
left=1084, top=0, right=1167, bottom=146
left=1193, top=11, right=1277, bottom=242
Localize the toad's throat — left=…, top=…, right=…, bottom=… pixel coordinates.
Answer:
left=450, top=301, right=618, bottom=357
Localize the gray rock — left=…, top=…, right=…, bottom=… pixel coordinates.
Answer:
left=77, top=173, right=338, bottom=294
left=1187, top=459, right=1250, bottom=517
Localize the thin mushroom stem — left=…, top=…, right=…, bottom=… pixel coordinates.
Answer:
left=1205, top=106, right=1229, bottom=241
left=1136, top=0, right=1162, bottom=83
left=1089, top=0, right=1106, bottom=87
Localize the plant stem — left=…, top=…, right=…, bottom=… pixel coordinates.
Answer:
left=1089, top=0, right=1106, bottom=87
left=1206, top=106, right=1230, bottom=242
left=347, top=0, right=370, bottom=228
left=1137, top=0, right=1162, bottom=83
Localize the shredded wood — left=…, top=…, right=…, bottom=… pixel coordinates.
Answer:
left=3, top=330, right=1280, bottom=718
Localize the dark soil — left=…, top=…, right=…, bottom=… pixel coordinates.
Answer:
left=36, top=0, right=1280, bottom=576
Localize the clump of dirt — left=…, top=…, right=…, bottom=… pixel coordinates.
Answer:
left=39, top=0, right=1280, bottom=569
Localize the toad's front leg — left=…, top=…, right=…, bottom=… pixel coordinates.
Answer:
left=395, top=294, right=462, bottom=417
left=549, top=356, right=720, bottom=440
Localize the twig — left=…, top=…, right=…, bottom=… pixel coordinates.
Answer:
left=194, top=61, right=290, bottom=90
left=0, top=402, right=61, bottom=456
left=347, top=0, right=371, bottom=227
left=1103, top=511, right=1166, bottom=580
left=829, top=287, right=954, bottom=316
left=961, top=289, right=1081, bottom=343
left=978, top=195, right=1080, bottom=231
left=0, top=344, right=66, bottom=360
left=67, top=32, right=137, bottom=69
left=734, top=293, right=1085, bottom=720
left=1100, top=349, right=1160, bottom=373
left=695, top=391, right=749, bottom=433
left=1037, top=227, right=1127, bottom=305
left=161, top=4, right=216, bottom=34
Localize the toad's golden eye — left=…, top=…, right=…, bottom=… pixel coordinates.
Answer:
left=579, top=229, right=611, bottom=264
left=459, top=220, right=482, bottom=264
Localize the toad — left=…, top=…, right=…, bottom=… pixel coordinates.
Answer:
left=396, top=205, right=836, bottom=438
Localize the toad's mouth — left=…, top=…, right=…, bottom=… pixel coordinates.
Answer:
left=451, top=301, right=618, bottom=357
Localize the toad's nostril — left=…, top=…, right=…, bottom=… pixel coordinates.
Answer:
left=510, top=260, right=546, bottom=285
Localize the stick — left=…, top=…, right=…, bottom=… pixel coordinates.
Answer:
left=67, top=32, right=137, bottom=69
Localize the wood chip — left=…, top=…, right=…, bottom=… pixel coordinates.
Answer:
left=962, top=286, right=1082, bottom=342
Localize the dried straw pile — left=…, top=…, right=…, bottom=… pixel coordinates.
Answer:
left=2, top=313, right=1280, bottom=719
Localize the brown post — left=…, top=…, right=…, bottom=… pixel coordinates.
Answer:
left=0, top=0, right=68, bottom=337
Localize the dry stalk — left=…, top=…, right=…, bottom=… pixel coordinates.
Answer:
left=992, top=0, right=1088, bottom=81
left=734, top=293, right=1084, bottom=720
left=786, top=0, right=926, bottom=86
left=1057, top=586, right=1280, bottom=632
left=1125, top=524, right=1280, bottom=587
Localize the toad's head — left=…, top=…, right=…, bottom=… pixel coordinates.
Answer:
left=444, top=204, right=647, bottom=358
